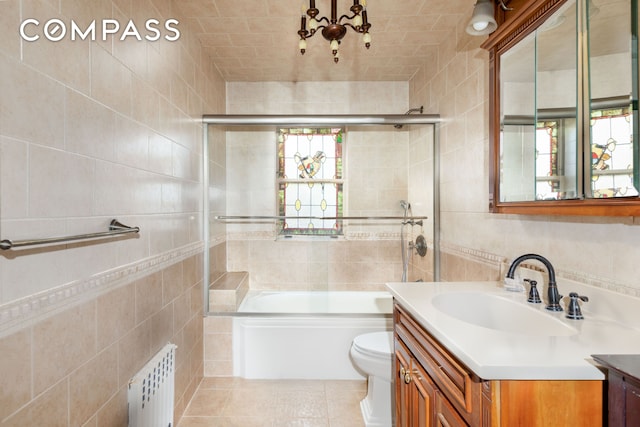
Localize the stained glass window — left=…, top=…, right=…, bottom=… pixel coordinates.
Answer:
left=590, top=107, right=638, bottom=198
left=277, top=128, right=344, bottom=236
left=536, top=121, right=560, bottom=199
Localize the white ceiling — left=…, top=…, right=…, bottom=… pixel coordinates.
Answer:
left=174, top=0, right=473, bottom=82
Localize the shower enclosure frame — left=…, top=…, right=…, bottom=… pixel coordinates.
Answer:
left=202, top=114, right=442, bottom=314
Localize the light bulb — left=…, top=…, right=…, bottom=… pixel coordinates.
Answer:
left=299, top=39, right=307, bottom=54
left=309, top=19, right=318, bottom=31
left=330, top=39, right=339, bottom=53
left=472, top=21, right=489, bottom=31
left=353, top=14, right=362, bottom=27
left=363, top=32, right=371, bottom=48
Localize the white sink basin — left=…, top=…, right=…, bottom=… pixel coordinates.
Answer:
left=432, top=292, right=578, bottom=336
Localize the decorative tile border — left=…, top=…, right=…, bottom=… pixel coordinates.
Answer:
left=0, top=242, right=204, bottom=338
left=440, top=242, right=507, bottom=265
left=440, top=242, right=640, bottom=299
left=559, top=269, right=640, bottom=298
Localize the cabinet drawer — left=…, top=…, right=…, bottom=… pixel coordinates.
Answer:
left=395, top=304, right=477, bottom=414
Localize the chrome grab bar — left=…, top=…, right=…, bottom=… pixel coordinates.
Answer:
left=0, top=219, right=140, bottom=250
left=215, top=215, right=427, bottom=221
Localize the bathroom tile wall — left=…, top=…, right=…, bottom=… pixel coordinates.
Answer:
left=0, top=0, right=225, bottom=424
left=204, top=81, right=421, bottom=376
left=222, top=81, right=416, bottom=293
left=407, top=124, right=435, bottom=282
left=0, top=255, right=203, bottom=425
left=409, top=16, right=640, bottom=295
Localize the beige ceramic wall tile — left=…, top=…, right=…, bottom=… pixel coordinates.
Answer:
left=114, top=115, right=151, bottom=170
left=0, top=55, right=65, bottom=148
left=90, top=44, right=133, bottom=115
left=183, top=255, right=201, bottom=287
left=0, top=0, right=20, bottom=59
left=174, top=291, right=193, bottom=332
left=204, top=316, right=232, bottom=333
left=1, top=380, right=69, bottom=427
left=96, top=387, right=128, bottom=427
left=29, top=145, right=95, bottom=217
left=150, top=303, right=174, bottom=350
left=69, top=344, right=119, bottom=426
left=135, top=271, right=164, bottom=323
left=204, top=332, right=232, bottom=362
left=32, top=301, right=97, bottom=395
left=0, top=137, right=29, bottom=220
left=163, top=261, right=185, bottom=303
left=97, top=284, right=136, bottom=350
left=22, top=33, right=91, bottom=94
left=118, top=319, right=152, bottom=386
left=0, top=329, right=31, bottom=420
left=111, top=19, right=148, bottom=78
left=204, top=360, right=233, bottom=377
left=65, top=90, right=116, bottom=161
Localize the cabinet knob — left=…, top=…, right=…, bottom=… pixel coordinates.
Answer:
left=399, top=366, right=412, bottom=383
left=404, top=372, right=412, bottom=384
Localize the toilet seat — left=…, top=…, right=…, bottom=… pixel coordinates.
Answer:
left=352, top=331, right=393, bottom=359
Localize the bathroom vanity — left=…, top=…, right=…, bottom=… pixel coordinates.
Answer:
left=388, top=281, right=640, bottom=426
left=394, top=303, right=601, bottom=426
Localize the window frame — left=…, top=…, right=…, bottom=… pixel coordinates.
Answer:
left=276, top=127, right=345, bottom=236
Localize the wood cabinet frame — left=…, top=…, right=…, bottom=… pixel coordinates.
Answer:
left=394, top=303, right=603, bottom=426
left=482, top=0, right=640, bottom=216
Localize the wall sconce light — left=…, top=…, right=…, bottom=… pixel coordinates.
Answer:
left=466, top=0, right=498, bottom=35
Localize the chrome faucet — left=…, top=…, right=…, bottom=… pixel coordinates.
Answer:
left=506, top=254, right=563, bottom=312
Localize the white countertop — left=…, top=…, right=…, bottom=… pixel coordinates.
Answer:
left=386, top=280, right=640, bottom=380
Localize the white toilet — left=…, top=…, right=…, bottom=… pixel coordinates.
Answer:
left=350, top=331, right=394, bottom=427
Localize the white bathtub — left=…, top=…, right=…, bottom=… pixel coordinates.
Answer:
left=233, top=291, right=393, bottom=380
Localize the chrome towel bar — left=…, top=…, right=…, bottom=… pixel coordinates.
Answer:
left=0, top=219, right=140, bottom=250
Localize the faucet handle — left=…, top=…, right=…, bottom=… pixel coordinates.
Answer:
left=525, top=279, right=542, bottom=304
left=566, top=292, right=588, bottom=320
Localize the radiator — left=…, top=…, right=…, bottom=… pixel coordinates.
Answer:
left=128, top=343, right=177, bottom=427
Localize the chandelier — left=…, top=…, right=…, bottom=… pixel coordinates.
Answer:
left=298, top=0, right=372, bottom=63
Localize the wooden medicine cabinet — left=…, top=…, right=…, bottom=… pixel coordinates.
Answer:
left=482, top=0, right=640, bottom=216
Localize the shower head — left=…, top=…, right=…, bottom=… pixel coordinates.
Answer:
left=405, top=106, right=424, bottom=115
left=400, top=200, right=410, bottom=210
left=394, top=106, right=424, bottom=129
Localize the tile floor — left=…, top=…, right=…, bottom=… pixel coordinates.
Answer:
left=178, top=377, right=367, bottom=427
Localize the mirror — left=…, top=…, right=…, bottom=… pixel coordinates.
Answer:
left=587, top=0, right=638, bottom=198
left=485, top=0, right=640, bottom=215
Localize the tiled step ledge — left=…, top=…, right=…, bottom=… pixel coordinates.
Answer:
left=208, top=271, right=249, bottom=312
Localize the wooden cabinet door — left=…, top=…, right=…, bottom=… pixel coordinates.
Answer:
left=411, top=360, right=436, bottom=427
left=396, top=350, right=411, bottom=427
left=627, top=380, right=640, bottom=426
left=396, top=343, right=437, bottom=427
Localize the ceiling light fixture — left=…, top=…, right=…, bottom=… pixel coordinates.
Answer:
left=466, top=0, right=514, bottom=36
left=466, top=0, right=499, bottom=35
left=298, top=0, right=372, bottom=63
